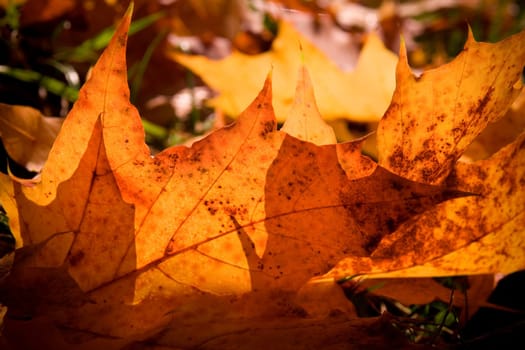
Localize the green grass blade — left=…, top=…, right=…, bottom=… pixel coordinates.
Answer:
left=130, top=28, right=167, bottom=102
left=0, top=65, right=79, bottom=102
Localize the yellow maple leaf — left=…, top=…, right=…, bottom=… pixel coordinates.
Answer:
left=172, top=20, right=397, bottom=122
left=377, top=30, right=525, bottom=184
left=464, top=89, right=525, bottom=160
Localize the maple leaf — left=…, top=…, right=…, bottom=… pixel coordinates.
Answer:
left=172, top=20, right=397, bottom=122
left=0, top=104, right=63, bottom=172
left=0, top=7, right=460, bottom=348
left=354, top=275, right=494, bottom=310
left=280, top=65, right=336, bottom=145
left=327, top=130, right=525, bottom=280
left=464, top=89, right=525, bottom=160
left=377, top=30, right=525, bottom=184
left=325, top=28, right=525, bottom=281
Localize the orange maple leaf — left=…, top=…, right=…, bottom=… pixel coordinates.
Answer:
left=328, top=130, right=525, bottom=280
left=377, top=30, right=525, bottom=184
left=0, top=6, right=461, bottom=348
left=326, top=28, right=525, bottom=280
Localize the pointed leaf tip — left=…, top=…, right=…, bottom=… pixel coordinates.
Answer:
left=126, top=1, right=134, bottom=15
left=397, top=36, right=409, bottom=73
left=281, top=66, right=336, bottom=145
left=121, top=1, right=134, bottom=34
left=378, top=26, right=525, bottom=184
left=466, top=24, right=476, bottom=44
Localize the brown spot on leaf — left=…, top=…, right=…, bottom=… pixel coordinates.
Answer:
left=469, top=87, right=494, bottom=116
left=388, top=147, right=406, bottom=168
left=117, top=33, right=127, bottom=46
left=69, top=250, right=85, bottom=266
left=260, top=120, right=276, bottom=139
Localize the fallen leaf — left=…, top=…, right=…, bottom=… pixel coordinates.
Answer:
left=138, top=314, right=417, bottom=350
left=323, top=29, right=525, bottom=282
left=464, top=88, right=525, bottom=161
left=327, top=129, right=525, bottom=279
left=0, top=104, right=64, bottom=172
left=0, top=7, right=459, bottom=348
left=357, top=277, right=460, bottom=306
left=172, top=20, right=397, bottom=122
left=3, top=4, right=525, bottom=348
left=356, top=275, right=495, bottom=322
left=377, top=30, right=525, bottom=184
left=280, top=65, right=336, bottom=145
left=333, top=27, right=525, bottom=299
left=296, top=279, right=356, bottom=318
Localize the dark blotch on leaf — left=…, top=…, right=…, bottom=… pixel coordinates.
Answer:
left=69, top=250, right=85, bottom=266
left=470, top=87, right=494, bottom=116
left=260, top=120, right=276, bottom=139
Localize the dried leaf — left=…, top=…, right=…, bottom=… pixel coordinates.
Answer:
left=2, top=4, right=525, bottom=348
left=357, top=275, right=495, bottom=320
left=139, top=315, right=414, bottom=350
left=464, top=89, right=525, bottom=160
left=0, top=104, right=63, bottom=172
left=0, top=7, right=458, bottom=348
left=280, top=65, right=336, bottom=145
left=328, top=130, right=525, bottom=279
left=377, top=30, right=525, bottom=184
left=324, top=29, right=525, bottom=281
